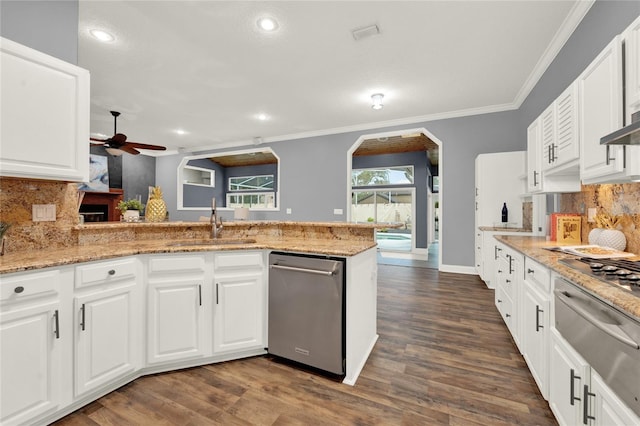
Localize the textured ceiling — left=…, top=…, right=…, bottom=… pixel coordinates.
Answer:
left=78, top=1, right=591, bottom=155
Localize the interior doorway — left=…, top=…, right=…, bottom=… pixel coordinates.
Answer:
left=347, top=128, right=442, bottom=269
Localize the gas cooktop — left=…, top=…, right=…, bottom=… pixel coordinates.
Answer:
left=559, top=257, right=640, bottom=295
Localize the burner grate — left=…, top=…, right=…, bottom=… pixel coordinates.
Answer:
left=576, top=257, right=640, bottom=273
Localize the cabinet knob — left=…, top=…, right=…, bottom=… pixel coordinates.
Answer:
left=14, top=286, right=24, bottom=293
left=527, top=268, right=534, bottom=274
left=108, top=269, right=116, bottom=276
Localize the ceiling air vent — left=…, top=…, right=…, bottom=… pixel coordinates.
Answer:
left=351, top=24, right=380, bottom=41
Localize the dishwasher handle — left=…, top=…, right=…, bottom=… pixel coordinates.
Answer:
left=555, top=289, right=640, bottom=350
left=270, top=263, right=336, bottom=276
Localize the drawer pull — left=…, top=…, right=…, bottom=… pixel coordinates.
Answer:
left=14, top=286, right=24, bottom=293
left=80, top=304, right=86, bottom=331
left=53, top=310, right=60, bottom=339
left=527, top=268, right=535, bottom=274
left=108, top=269, right=116, bottom=276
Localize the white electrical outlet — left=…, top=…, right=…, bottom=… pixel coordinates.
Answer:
left=587, top=208, right=597, bottom=223
left=333, top=208, right=343, bottom=215
left=32, top=204, right=56, bottom=221
left=286, top=208, right=292, bottom=214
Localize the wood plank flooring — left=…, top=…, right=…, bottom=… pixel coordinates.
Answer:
left=53, top=265, right=557, bottom=425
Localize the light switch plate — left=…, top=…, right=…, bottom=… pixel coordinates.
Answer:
left=286, top=208, right=292, bottom=214
left=33, top=204, right=56, bottom=221
left=333, top=208, right=343, bottom=215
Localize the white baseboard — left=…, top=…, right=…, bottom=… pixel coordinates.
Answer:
left=439, top=264, right=478, bottom=275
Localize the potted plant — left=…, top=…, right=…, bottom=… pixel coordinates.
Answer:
left=117, top=199, right=145, bottom=222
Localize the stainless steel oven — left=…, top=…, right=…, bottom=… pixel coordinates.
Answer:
left=554, top=277, right=640, bottom=417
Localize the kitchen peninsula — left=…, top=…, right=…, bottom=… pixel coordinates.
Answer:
left=0, top=220, right=395, bottom=426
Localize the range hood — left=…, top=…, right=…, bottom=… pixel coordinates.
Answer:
left=601, top=110, right=640, bottom=145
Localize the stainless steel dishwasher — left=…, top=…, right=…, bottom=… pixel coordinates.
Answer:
left=268, top=251, right=346, bottom=375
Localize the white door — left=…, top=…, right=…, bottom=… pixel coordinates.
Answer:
left=1, top=301, right=62, bottom=425
left=147, top=280, right=208, bottom=364
left=579, top=36, right=625, bottom=182
left=74, top=284, right=138, bottom=397
left=213, top=272, right=264, bottom=353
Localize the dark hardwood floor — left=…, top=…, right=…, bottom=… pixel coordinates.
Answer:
left=53, top=265, right=557, bottom=425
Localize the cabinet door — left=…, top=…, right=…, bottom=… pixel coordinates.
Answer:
left=541, top=104, right=556, bottom=172
left=213, top=272, right=264, bottom=354
left=579, top=36, right=625, bottom=182
left=590, top=370, right=640, bottom=426
left=1, top=300, right=62, bottom=425
left=0, top=37, right=89, bottom=182
left=554, top=83, right=580, bottom=168
left=522, top=282, right=549, bottom=400
left=624, top=15, right=640, bottom=120
left=527, top=118, right=543, bottom=192
left=549, top=330, right=589, bottom=426
left=74, top=284, right=138, bottom=397
left=147, top=280, right=208, bottom=364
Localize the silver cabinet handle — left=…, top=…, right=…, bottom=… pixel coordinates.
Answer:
left=533, top=170, right=538, bottom=187
left=80, top=304, right=86, bottom=331
left=53, top=309, right=60, bottom=339
left=535, top=305, right=543, bottom=332
left=583, top=385, right=596, bottom=425
left=269, top=264, right=335, bottom=276
left=605, top=145, right=615, bottom=165
left=216, top=283, right=219, bottom=305
left=198, top=284, right=202, bottom=306
left=570, top=369, right=581, bottom=406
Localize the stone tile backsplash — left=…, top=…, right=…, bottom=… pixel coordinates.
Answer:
left=560, top=182, right=640, bottom=254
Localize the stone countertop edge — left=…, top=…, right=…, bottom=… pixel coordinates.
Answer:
left=0, top=238, right=377, bottom=275
left=478, top=226, right=533, bottom=232
left=495, top=235, right=640, bottom=321
left=73, top=220, right=404, bottom=230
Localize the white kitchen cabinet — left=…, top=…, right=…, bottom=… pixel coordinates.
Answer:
left=549, top=328, right=590, bottom=426
left=0, top=37, right=89, bottom=182
left=0, top=269, right=70, bottom=426
left=542, top=83, right=580, bottom=174
left=478, top=230, right=530, bottom=289
left=147, top=254, right=212, bottom=364
left=475, top=152, right=526, bottom=229
left=494, top=242, right=522, bottom=351
left=213, top=251, right=266, bottom=354
left=521, top=257, right=550, bottom=400
left=590, top=369, right=640, bottom=426
left=527, top=119, right=543, bottom=193
left=579, top=36, right=629, bottom=184
left=74, top=258, right=140, bottom=397
left=624, top=15, right=640, bottom=123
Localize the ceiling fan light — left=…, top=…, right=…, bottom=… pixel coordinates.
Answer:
left=105, top=147, right=124, bottom=156
left=371, top=93, right=384, bottom=110
left=257, top=17, right=278, bottom=32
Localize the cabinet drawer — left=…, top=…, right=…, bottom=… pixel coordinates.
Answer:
left=0, top=269, right=60, bottom=302
left=524, top=257, right=550, bottom=293
left=214, top=252, right=264, bottom=272
left=148, top=255, right=206, bottom=275
left=76, top=258, right=137, bottom=289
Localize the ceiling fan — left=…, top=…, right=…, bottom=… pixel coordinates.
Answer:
left=90, top=111, right=167, bottom=155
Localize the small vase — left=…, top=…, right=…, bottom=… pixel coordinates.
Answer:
left=588, top=228, right=604, bottom=245
left=123, top=210, right=140, bottom=222
left=596, top=229, right=626, bottom=251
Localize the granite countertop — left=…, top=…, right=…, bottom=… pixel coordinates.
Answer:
left=478, top=226, right=533, bottom=233
left=73, top=220, right=403, bottom=230
left=495, top=235, right=640, bottom=321
left=0, top=236, right=376, bottom=275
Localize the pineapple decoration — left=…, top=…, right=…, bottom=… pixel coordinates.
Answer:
left=146, top=186, right=167, bottom=222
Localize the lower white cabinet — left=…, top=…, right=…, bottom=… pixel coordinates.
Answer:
left=213, top=251, right=266, bottom=354
left=146, top=254, right=212, bottom=364
left=521, top=257, right=550, bottom=400
left=549, top=328, right=640, bottom=426
left=494, top=242, right=522, bottom=350
left=0, top=268, right=69, bottom=426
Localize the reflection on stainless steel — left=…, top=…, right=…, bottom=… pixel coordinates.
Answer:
left=559, top=258, right=640, bottom=294
left=555, top=278, right=640, bottom=417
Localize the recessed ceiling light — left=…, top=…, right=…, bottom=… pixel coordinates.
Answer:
left=256, top=113, right=269, bottom=121
left=257, top=17, right=279, bottom=32
left=174, top=129, right=187, bottom=135
left=89, top=29, right=115, bottom=42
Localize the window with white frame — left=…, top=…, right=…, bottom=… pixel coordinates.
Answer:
left=227, top=192, right=275, bottom=209
left=352, top=165, right=414, bottom=187
left=183, top=165, right=215, bottom=187
left=228, top=174, right=274, bottom=191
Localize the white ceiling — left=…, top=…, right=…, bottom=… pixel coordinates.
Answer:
left=78, top=0, right=592, bottom=155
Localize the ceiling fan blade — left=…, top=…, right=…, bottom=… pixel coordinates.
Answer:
left=119, top=145, right=140, bottom=155
left=124, top=141, right=167, bottom=151
left=90, top=137, right=107, bottom=142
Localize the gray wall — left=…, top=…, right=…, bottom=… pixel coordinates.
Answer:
left=123, top=154, right=156, bottom=204
left=0, top=0, right=78, bottom=64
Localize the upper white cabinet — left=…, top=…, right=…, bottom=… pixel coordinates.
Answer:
left=527, top=83, right=581, bottom=193
left=624, top=15, right=640, bottom=122
left=0, top=37, right=89, bottom=182
left=579, top=36, right=626, bottom=183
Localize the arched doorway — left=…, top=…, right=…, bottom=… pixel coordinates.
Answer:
left=347, top=127, right=443, bottom=269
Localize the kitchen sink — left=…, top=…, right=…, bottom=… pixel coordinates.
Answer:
left=167, top=239, right=257, bottom=247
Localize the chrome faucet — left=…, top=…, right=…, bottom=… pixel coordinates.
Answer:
left=211, top=198, right=223, bottom=239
